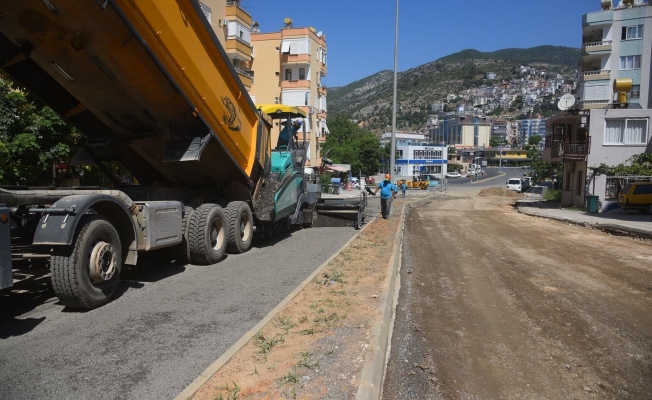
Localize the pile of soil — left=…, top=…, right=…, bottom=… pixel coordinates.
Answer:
left=255, top=176, right=281, bottom=222
left=479, top=187, right=523, bottom=197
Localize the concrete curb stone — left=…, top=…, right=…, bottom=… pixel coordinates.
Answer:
left=518, top=208, right=652, bottom=240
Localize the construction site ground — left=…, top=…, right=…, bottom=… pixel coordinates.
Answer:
left=383, top=187, right=652, bottom=399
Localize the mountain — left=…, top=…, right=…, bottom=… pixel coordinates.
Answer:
left=438, top=46, right=581, bottom=66
left=327, top=46, right=580, bottom=133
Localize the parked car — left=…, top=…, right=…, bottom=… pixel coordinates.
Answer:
left=523, top=186, right=547, bottom=200
left=445, top=171, right=461, bottom=178
left=521, top=177, right=532, bottom=190
left=507, top=178, right=524, bottom=192
left=618, top=182, right=652, bottom=213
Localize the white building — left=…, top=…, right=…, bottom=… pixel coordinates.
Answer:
left=394, top=144, right=448, bottom=177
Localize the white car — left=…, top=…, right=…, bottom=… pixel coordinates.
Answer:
left=445, top=172, right=461, bottom=178
left=507, top=178, right=524, bottom=192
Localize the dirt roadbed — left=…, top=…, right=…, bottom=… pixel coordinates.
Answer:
left=384, top=192, right=652, bottom=399
left=189, top=198, right=412, bottom=399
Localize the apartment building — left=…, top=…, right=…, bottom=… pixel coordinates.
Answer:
left=545, top=0, right=652, bottom=210
left=429, top=115, right=491, bottom=148
left=200, top=0, right=254, bottom=90
left=518, top=118, right=547, bottom=143
left=250, top=23, right=328, bottom=165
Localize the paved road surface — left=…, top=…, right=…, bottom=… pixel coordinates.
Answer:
left=0, top=225, right=359, bottom=399
left=384, top=188, right=652, bottom=399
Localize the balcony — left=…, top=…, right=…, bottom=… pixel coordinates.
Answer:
left=281, top=80, right=310, bottom=89
left=280, top=54, right=311, bottom=65
left=578, top=99, right=609, bottom=109
left=582, top=40, right=612, bottom=53
left=319, top=62, right=327, bottom=76
left=235, top=68, right=253, bottom=88
left=563, top=139, right=591, bottom=161
left=318, top=85, right=327, bottom=96
left=581, top=70, right=611, bottom=81
left=225, top=38, right=252, bottom=61
left=225, top=2, right=252, bottom=26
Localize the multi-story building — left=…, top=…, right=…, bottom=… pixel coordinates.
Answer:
left=519, top=118, right=547, bottom=144
left=430, top=115, right=491, bottom=148
left=491, top=120, right=509, bottom=142
left=250, top=21, right=328, bottom=166
left=545, top=0, right=652, bottom=210
left=200, top=0, right=254, bottom=90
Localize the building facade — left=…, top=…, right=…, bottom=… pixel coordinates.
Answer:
left=200, top=0, right=253, bottom=90
left=429, top=115, right=491, bottom=148
left=250, top=23, right=328, bottom=166
left=544, top=0, right=652, bottom=210
left=395, top=144, right=448, bottom=177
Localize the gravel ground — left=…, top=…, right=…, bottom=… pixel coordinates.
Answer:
left=0, top=226, right=358, bottom=400
left=383, top=189, right=652, bottom=399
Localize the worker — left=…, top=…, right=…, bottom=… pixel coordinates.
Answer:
left=374, top=174, right=398, bottom=219
left=401, top=181, right=407, bottom=197
left=277, top=119, right=302, bottom=148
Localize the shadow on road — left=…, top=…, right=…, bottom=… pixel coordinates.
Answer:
left=0, top=253, right=188, bottom=336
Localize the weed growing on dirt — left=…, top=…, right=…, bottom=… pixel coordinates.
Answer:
left=282, top=369, right=298, bottom=384
left=253, top=332, right=285, bottom=360
left=314, top=312, right=340, bottom=327
left=298, top=314, right=308, bottom=324
left=273, top=316, right=295, bottom=335
left=214, top=381, right=240, bottom=400
left=299, top=326, right=315, bottom=335
left=323, top=269, right=346, bottom=284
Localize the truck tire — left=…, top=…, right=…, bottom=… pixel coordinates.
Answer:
left=51, top=215, right=122, bottom=309
left=225, top=201, right=254, bottom=254
left=172, top=206, right=194, bottom=264
left=188, top=204, right=227, bottom=265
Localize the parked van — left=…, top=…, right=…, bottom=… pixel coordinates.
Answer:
left=618, top=182, right=652, bottom=213
left=507, top=178, right=523, bottom=192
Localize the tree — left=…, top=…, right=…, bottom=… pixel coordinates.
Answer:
left=528, top=135, right=542, bottom=146
left=323, top=116, right=383, bottom=175
left=0, top=77, right=83, bottom=185
left=489, top=136, right=502, bottom=147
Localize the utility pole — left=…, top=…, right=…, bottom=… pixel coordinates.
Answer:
left=389, top=0, right=399, bottom=183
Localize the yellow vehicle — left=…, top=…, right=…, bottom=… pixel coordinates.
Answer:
left=618, top=182, right=652, bottom=214
left=0, top=0, right=316, bottom=309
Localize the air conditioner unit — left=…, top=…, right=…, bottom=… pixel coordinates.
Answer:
left=223, top=18, right=230, bottom=25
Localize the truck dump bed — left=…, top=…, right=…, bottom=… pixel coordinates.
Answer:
left=0, top=0, right=266, bottom=191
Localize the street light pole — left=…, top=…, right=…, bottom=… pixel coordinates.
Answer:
left=389, top=0, right=399, bottom=183
left=499, top=148, right=503, bottom=172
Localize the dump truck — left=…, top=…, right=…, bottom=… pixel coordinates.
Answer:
left=0, top=0, right=317, bottom=309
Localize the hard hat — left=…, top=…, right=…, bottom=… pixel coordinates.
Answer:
left=385, top=174, right=391, bottom=179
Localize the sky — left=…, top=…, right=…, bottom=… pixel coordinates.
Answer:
left=243, top=0, right=605, bottom=88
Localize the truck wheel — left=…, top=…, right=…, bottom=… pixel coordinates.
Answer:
left=189, top=204, right=227, bottom=264
left=172, top=206, right=194, bottom=264
left=225, top=201, right=253, bottom=253
left=51, top=215, right=122, bottom=309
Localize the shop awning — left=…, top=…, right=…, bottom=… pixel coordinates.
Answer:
left=325, top=164, right=350, bottom=173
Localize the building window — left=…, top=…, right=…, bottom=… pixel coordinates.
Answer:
left=299, top=68, right=306, bottom=80
left=604, top=119, right=648, bottom=145
left=275, top=47, right=279, bottom=51
left=631, top=84, right=640, bottom=99
left=621, top=25, right=643, bottom=40
left=275, top=71, right=279, bottom=76
left=620, top=55, right=641, bottom=70
left=285, top=69, right=292, bottom=80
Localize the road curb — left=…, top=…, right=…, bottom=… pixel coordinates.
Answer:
left=470, top=171, right=506, bottom=184
left=355, top=194, right=434, bottom=400
left=518, top=209, right=652, bottom=240
left=174, top=217, right=377, bottom=400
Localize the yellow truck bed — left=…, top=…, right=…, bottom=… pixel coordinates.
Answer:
left=0, top=0, right=266, bottom=191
